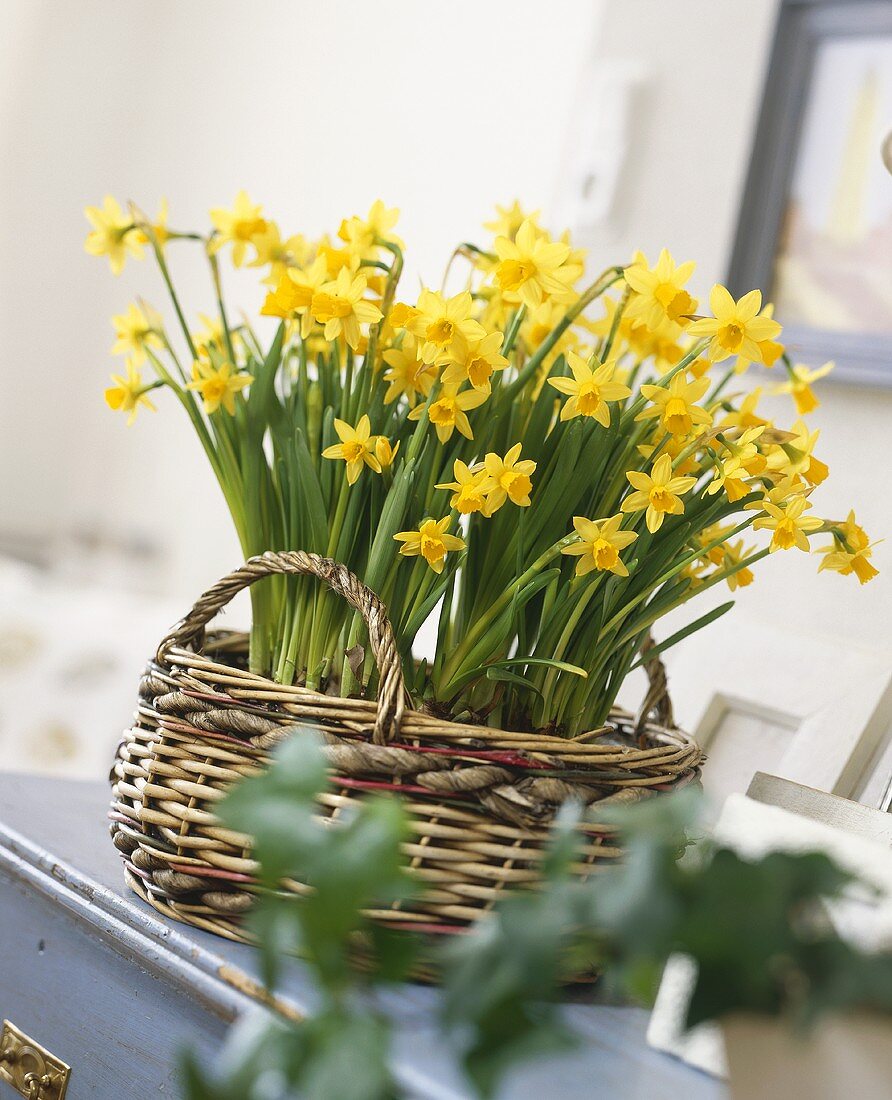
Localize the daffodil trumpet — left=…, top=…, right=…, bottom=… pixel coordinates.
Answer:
left=88, top=193, right=875, bottom=734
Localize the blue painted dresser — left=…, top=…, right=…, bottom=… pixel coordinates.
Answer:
left=0, top=773, right=724, bottom=1099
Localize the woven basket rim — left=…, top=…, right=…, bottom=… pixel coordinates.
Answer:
left=156, top=633, right=699, bottom=769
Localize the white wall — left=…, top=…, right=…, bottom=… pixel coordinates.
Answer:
left=584, top=1, right=891, bottom=655
left=1, top=0, right=889, bottom=658
left=0, top=0, right=600, bottom=599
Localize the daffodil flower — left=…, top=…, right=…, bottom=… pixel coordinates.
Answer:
left=393, top=517, right=465, bottom=574
left=688, top=285, right=783, bottom=363
left=547, top=352, right=631, bottom=426
left=818, top=544, right=880, bottom=584
left=481, top=444, right=537, bottom=512
left=753, top=495, right=823, bottom=552
left=110, top=302, right=163, bottom=365
left=722, top=539, right=757, bottom=590
left=408, top=290, right=486, bottom=365
left=638, top=372, right=712, bottom=437
left=310, top=269, right=382, bottom=351
left=484, top=200, right=541, bottom=240
left=772, top=361, right=834, bottom=415
left=624, top=248, right=697, bottom=331
left=104, top=361, right=157, bottom=425
left=621, top=454, right=698, bottom=533
left=408, top=386, right=487, bottom=443
left=436, top=460, right=490, bottom=515
left=374, top=436, right=400, bottom=470
left=381, top=337, right=437, bottom=404
left=440, top=332, right=509, bottom=394
left=321, top=415, right=382, bottom=485
left=494, top=219, right=576, bottom=309
left=561, top=514, right=638, bottom=577
left=186, top=359, right=253, bottom=416
left=133, top=198, right=170, bottom=252
left=84, top=195, right=144, bottom=275
left=208, top=191, right=268, bottom=267
left=337, top=200, right=402, bottom=257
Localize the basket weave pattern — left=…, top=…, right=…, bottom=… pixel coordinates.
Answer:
left=109, top=550, right=702, bottom=941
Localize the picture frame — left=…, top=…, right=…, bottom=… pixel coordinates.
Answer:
left=727, top=0, right=892, bottom=388
left=621, top=610, right=892, bottom=809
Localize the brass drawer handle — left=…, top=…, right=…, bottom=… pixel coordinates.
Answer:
left=0, top=1021, right=70, bottom=1099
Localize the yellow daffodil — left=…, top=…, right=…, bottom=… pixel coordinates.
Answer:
left=84, top=195, right=143, bottom=274
left=208, top=191, right=267, bottom=267
left=772, top=361, right=834, bottom=415
left=440, top=331, right=509, bottom=394
left=562, top=514, right=638, bottom=577
left=733, top=303, right=784, bottom=374
left=104, top=361, right=156, bottom=424
left=408, top=386, right=487, bottom=443
left=388, top=302, right=421, bottom=332
left=482, top=444, right=537, bottom=512
left=706, top=455, right=752, bottom=502
left=436, top=460, right=490, bottom=515
left=110, top=302, right=163, bottom=365
left=394, top=517, right=465, bottom=573
left=817, top=511, right=880, bottom=584
left=381, top=337, right=437, bottom=404
left=766, top=420, right=828, bottom=486
left=321, top=415, right=382, bottom=484
left=310, top=268, right=383, bottom=350
left=819, top=544, right=879, bottom=584
left=484, top=200, right=541, bottom=241
left=745, top=476, right=809, bottom=513
left=718, top=387, right=768, bottom=432
left=637, top=431, right=702, bottom=477
left=722, top=539, right=756, bottom=590
left=319, top=241, right=362, bottom=280
left=836, top=509, right=871, bottom=553
left=408, top=290, right=486, bottom=365
left=261, top=257, right=328, bottom=339
left=133, top=197, right=170, bottom=251
left=520, top=300, right=581, bottom=366
left=720, top=425, right=766, bottom=475
left=191, top=313, right=243, bottom=359
left=494, top=219, right=575, bottom=308
left=249, top=223, right=311, bottom=284
left=688, top=286, right=783, bottom=363
left=753, top=495, right=823, bottom=552
left=638, top=372, right=712, bottom=437
left=547, top=352, right=631, bottom=426
left=186, top=359, right=253, bottom=416
left=622, top=454, right=698, bottom=533
left=374, top=436, right=400, bottom=470
left=624, top=248, right=697, bottom=331
left=338, top=200, right=402, bottom=256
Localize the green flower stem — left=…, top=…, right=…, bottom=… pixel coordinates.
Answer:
left=137, top=215, right=199, bottom=363
left=206, top=249, right=237, bottom=364
left=600, top=513, right=759, bottom=639
left=612, top=545, right=771, bottom=650
left=438, top=533, right=576, bottom=690
left=501, top=267, right=626, bottom=403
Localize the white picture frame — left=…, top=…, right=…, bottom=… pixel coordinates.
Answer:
left=624, top=611, right=892, bottom=808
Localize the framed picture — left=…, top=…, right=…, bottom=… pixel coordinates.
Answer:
left=727, top=0, right=892, bottom=387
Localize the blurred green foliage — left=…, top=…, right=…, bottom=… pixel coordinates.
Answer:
left=182, top=735, right=892, bottom=1100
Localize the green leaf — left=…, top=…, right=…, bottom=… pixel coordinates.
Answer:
left=489, top=657, right=588, bottom=678
left=246, top=322, right=285, bottom=432
left=485, top=665, right=543, bottom=698
left=628, top=600, right=735, bottom=669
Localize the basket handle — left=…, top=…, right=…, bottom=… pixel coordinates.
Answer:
left=156, top=550, right=406, bottom=745
left=635, top=630, right=675, bottom=734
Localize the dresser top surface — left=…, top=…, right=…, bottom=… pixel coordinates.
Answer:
left=0, top=772, right=723, bottom=1100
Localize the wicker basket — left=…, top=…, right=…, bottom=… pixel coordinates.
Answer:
left=109, top=550, right=702, bottom=944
